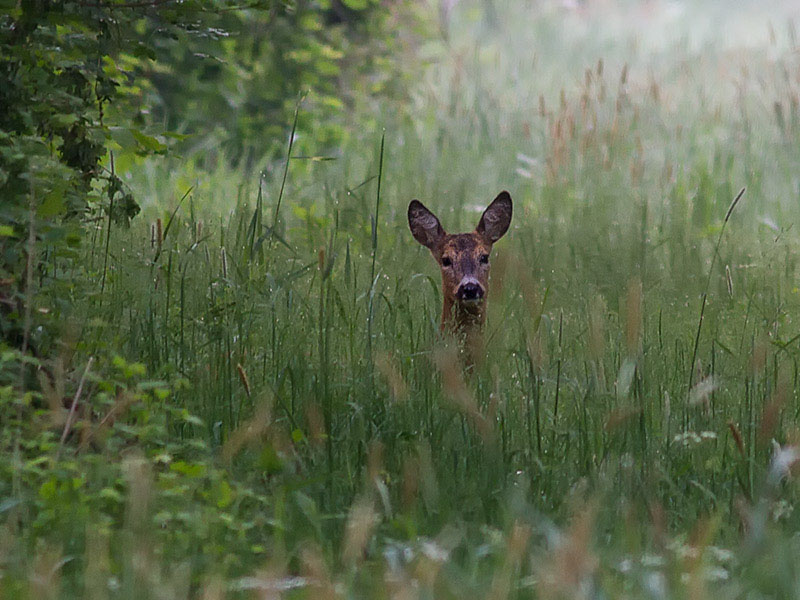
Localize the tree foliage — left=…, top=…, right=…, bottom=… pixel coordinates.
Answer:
left=0, top=0, right=399, bottom=353
left=1, top=0, right=148, bottom=351
left=132, top=0, right=399, bottom=165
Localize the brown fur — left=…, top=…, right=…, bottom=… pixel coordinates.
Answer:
left=408, top=192, right=513, bottom=355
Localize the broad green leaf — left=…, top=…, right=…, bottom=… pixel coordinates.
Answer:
left=342, top=0, right=368, bottom=9
left=38, top=194, right=66, bottom=218
left=131, top=129, right=167, bottom=153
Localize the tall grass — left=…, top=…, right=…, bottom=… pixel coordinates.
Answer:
left=8, top=0, right=800, bottom=597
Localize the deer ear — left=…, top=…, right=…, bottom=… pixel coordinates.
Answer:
left=408, top=200, right=445, bottom=249
left=476, top=191, right=512, bottom=243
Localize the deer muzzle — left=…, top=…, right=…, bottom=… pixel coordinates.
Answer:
left=456, top=278, right=485, bottom=303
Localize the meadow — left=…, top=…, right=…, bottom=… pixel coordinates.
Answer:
left=5, top=0, right=800, bottom=597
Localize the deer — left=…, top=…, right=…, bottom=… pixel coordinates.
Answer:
left=408, top=191, right=512, bottom=362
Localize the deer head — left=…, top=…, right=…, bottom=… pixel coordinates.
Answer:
left=408, top=191, right=513, bottom=334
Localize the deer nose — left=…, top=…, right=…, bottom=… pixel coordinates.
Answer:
left=457, top=281, right=484, bottom=302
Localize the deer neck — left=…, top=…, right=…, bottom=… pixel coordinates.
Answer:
left=441, top=295, right=485, bottom=369
left=441, top=295, right=486, bottom=335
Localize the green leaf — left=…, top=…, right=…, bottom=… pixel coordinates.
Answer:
left=214, top=479, right=234, bottom=509
left=342, top=0, right=368, bottom=9
left=51, top=113, right=79, bottom=128
left=39, top=479, right=57, bottom=501
left=170, top=461, right=207, bottom=478
left=130, top=129, right=167, bottom=154
left=38, top=194, right=66, bottom=218
left=258, top=444, right=283, bottom=474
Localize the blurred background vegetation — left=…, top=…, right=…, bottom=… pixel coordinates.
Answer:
left=5, top=0, right=800, bottom=598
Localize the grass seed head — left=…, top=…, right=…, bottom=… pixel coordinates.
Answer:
left=725, top=264, right=733, bottom=297
left=689, top=376, right=717, bottom=408
left=367, top=439, right=384, bottom=485
left=374, top=351, right=408, bottom=402
left=416, top=441, right=439, bottom=509
left=342, top=497, right=378, bottom=565
left=538, top=500, right=598, bottom=600
left=727, top=421, right=745, bottom=456
left=305, top=402, right=327, bottom=448
left=758, top=365, right=790, bottom=446
left=221, top=396, right=273, bottom=463
left=220, top=246, right=228, bottom=279
left=301, top=545, right=337, bottom=600
left=489, top=521, right=532, bottom=600
left=624, top=278, right=642, bottom=356
left=236, top=363, right=251, bottom=398
left=156, top=218, right=163, bottom=250
left=433, top=345, right=494, bottom=441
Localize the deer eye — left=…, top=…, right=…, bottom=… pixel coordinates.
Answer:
left=441, top=256, right=453, bottom=267
left=480, top=254, right=489, bottom=264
